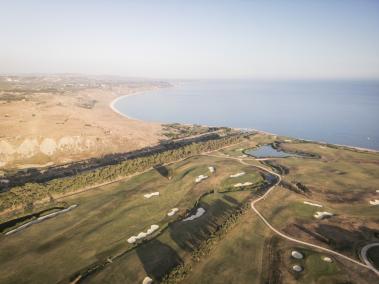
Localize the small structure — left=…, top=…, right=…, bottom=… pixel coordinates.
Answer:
left=208, top=166, right=215, bottom=173
left=144, top=192, right=159, bottom=199
left=230, top=172, right=245, bottom=178
left=292, top=265, right=303, bottom=272
left=291, top=250, right=304, bottom=259
left=369, top=199, right=379, bottom=205
left=314, top=211, right=333, bottom=219
left=322, top=256, right=333, bottom=263
left=195, top=175, right=208, bottom=183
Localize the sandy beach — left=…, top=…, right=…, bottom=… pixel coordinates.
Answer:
left=0, top=77, right=167, bottom=169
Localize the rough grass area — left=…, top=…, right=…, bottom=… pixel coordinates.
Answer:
left=264, top=238, right=376, bottom=284
left=184, top=211, right=270, bottom=284
left=256, top=141, right=379, bottom=267
left=0, top=154, right=263, bottom=284
left=0, top=134, right=378, bottom=283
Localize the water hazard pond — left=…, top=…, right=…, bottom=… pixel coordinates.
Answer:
left=245, top=145, right=302, bottom=158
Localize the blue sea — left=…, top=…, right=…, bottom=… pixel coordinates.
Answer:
left=114, top=80, right=379, bottom=150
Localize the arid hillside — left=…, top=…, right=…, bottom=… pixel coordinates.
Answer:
left=0, top=75, right=169, bottom=170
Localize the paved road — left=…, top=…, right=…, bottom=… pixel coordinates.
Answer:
left=360, top=243, right=379, bottom=275
left=204, top=152, right=379, bottom=277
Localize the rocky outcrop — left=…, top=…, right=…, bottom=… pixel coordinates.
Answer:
left=0, top=136, right=108, bottom=168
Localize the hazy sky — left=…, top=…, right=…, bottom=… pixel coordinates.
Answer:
left=1, top=0, right=379, bottom=79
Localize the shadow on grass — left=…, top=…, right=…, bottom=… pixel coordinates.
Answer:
left=154, top=164, right=171, bottom=179
left=168, top=198, right=236, bottom=252
left=136, top=239, right=183, bottom=280
left=314, top=224, right=378, bottom=253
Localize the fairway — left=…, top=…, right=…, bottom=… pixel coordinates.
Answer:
left=0, top=154, right=265, bottom=284
left=0, top=134, right=378, bottom=284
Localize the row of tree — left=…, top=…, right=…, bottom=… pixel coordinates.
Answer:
left=0, top=134, right=244, bottom=212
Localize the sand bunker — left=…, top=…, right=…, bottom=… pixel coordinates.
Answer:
left=167, top=208, right=179, bottom=216
left=292, top=265, right=303, bottom=272
left=208, top=166, right=215, bottom=173
left=233, top=182, right=253, bottom=188
left=303, top=201, right=323, bottom=208
left=5, top=204, right=78, bottom=236
left=144, top=192, right=159, bottom=199
left=230, top=172, right=245, bottom=178
left=195, top=175, right=208, bottom=183
left=322, top=256, right=333, bottom=263
left=127, top=224, right=160, bottom=244
left=142, top=276, right=153, bottom=284
left=314, top=211, right=333, bottom=219
left=183, top=208, right=205, bottom=222
left=369, top=199, right=379, bottom=205
left=291, top=250, right=304, bottom=259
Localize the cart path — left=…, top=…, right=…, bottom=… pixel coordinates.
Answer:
left=204, top=153, right=379, bottom=277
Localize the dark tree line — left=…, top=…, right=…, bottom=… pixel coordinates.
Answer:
left=0, top=134, right=244, bottom=212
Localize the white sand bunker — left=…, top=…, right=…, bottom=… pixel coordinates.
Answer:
left=195, top=175, right=208, bottom=183
left=376, top=190, right=379, bottom=193
left=369, top=199, right=379, bottom=205
left=144, top=192, right=159, bottom=199
left=230, top=172, right=245, bottom=178
left=167, top=208, right=179, bottom=216
left=233, top=182, right=253, bottom=188
left=292, top=265, right=303, bottom=272
left=127, top=224, right=159, bottom=244
left=303, top=201, right=323, bottom=208
left=142, top=276, right=153, bottom=284
left=291, top=250, right=304, bottom=259
left=183, top=208, right=205, bottom=222
left=322, top=256, right=333, bottom=263
left=208, top=166, right=215, bottom=173
left=314, top=211, right=333, bottom=219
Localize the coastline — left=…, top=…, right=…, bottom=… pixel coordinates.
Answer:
left=110, top=91, right=147, bottom=121
left=109, top=87, right=379, bottom=154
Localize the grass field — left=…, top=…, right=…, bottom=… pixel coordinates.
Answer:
left=256, top=142, right=379, bottom=261
left=0, top=133, right=378, bottom=283
left=0, top=154, right=264, bottom=284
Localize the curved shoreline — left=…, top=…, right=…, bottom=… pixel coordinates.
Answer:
left=109, top=88, right=379, bottom=153
left=110, top=91, right=148, bottom=121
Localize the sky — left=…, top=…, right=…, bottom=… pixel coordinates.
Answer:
left=1, top=0, right=379, bottom=79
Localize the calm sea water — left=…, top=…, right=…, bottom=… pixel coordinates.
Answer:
left=114, top=80, right=379, bottom=150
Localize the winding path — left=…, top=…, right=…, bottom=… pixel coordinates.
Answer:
left=204, top=152, right=379, bottom=277
left=360, top=243, right=379, bottom=275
